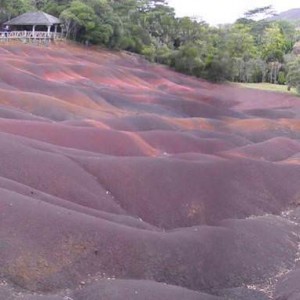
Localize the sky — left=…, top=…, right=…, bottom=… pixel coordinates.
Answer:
left=167, top=0, right=300, bottom=25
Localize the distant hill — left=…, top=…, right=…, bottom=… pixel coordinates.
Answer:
left=270, top=8, right=300, bottom=22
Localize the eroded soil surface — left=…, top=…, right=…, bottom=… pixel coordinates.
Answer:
left=0, top=43, right=300, bottom=299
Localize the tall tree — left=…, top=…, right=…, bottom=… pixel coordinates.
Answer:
left=286, top=58, right=300, bottom=93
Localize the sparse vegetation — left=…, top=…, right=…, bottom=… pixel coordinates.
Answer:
left=236, top=82, right=299, bottom=95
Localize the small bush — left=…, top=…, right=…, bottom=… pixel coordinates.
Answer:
left=278, top=71, right=286, bottom=85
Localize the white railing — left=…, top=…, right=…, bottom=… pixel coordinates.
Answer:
left=0, top=31, right=63, bottom=40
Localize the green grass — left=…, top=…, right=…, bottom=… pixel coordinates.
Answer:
left=236, top=82, right=299, bottom=95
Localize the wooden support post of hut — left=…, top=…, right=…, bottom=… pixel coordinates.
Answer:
left=2, top=11, right=63, bottom=43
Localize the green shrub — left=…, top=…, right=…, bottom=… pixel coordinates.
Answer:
left=278, top=71, right=286, bottom=85
left=142, top=45, right=156, bottom=62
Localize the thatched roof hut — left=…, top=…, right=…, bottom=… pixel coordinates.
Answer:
left=4, top=11, right=61, bottom=27
left=3, top=11, right=62, bottom=40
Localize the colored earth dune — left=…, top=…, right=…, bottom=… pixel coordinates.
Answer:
left=0, top=43, right=300, bottom=300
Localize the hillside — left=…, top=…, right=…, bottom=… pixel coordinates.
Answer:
left=1, top=0, right=299, bottom=85
left=271, top=8, right=300, bottom=21
left=0, top=43, right=300, bottom=300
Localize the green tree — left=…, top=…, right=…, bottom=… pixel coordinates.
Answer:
left=0, top=0, right=32, bottom=22
left=286, top=58, right=300, bottom=93
left=261, top=23, right=287, bottom=62
left=171, top=43, right=204, bottom=77
left=60, top=0, right=97, bottom=40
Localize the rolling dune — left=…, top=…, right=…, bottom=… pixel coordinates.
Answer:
left=0, top=43, right=299, bottom=300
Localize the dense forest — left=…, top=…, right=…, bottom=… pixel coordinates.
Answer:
left=1, top=0, right=300, bottom=90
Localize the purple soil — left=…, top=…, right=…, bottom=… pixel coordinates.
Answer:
left=0, top=43, right=299, bottom=299
left=274, top=269, right=300, bottom=300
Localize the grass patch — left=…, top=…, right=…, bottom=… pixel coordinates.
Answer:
left=236, top=82, right=299, bottom=95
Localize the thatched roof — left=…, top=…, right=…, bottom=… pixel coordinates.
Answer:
left=4, top=11, right=61, bottom=26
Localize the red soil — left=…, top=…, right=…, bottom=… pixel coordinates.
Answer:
left=0, top=43, right=299, bottom=300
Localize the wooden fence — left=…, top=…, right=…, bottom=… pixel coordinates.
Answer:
left=0, top=31, right=64, bottom=41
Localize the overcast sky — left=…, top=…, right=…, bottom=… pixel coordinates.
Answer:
left=167, top=0, right=300, bottom=25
